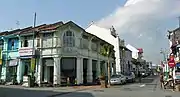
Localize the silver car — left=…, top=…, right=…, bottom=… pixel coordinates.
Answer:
left=110, top=75, right=126, bottom=85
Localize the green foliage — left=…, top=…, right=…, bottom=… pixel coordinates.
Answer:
left=100, top=44, right=113, bottom=57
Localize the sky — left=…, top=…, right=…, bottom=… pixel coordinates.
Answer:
left=97, top=0, right=180, bottom=64
left=0, top=0, right=126, bottom=30
left=0, top=0, right=180, bottom=64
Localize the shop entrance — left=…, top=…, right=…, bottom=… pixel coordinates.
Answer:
left=61, top=57, right=76, bottom=86
left=23, top=59, right=31, bottom=76
left=42, top=58, right=54, bottom=85
left=7, top=59, right=18, bottom=83
left=49, top=66, right=54, bottom=84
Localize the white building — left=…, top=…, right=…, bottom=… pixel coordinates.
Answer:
left=126, top=44, right=139, bottom=59
left=86, top=24, right=132, bottom=74
left=17, top=21, right=115, bottom=86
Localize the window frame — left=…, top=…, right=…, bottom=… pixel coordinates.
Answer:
left=63, top=31, right=75, bottom=47
left=42, top=32, right=54, bottom=48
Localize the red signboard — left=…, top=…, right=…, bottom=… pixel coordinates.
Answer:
left=168, top=55, right=176, bottom=68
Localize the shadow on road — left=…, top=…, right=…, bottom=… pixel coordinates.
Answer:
left=135, top=75, right=158, bottom=84
left=0, top=86, right=94, bottom=97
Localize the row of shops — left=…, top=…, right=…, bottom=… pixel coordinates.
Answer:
left=0, top=21, right=115, bottom=87
left=160, top=27, right=180, bottom=91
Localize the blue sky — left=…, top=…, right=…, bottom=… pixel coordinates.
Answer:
left=0, top=0, right=126, bottom=31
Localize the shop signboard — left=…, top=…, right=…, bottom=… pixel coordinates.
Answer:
left=168, top=55, right=176, bottom=68
left=19, top=47, right=33, bottom=56
left=175, top=72, right=180, bottom=79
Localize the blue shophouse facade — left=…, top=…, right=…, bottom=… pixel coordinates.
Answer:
left=0, top=30, right=22, bottom=83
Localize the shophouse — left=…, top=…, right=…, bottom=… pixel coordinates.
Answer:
left=3, top=21, right=115, bottom=86
left=36, top=21, right=115, bottom=86
left=0, top=30, right=20, bottom=83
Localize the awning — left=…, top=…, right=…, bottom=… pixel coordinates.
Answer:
left=176, top=63, right=180, bottom=67
left=9, top=59, right=18, bottom=66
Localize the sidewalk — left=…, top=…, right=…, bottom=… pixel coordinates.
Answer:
left=0, top=85, right=101, bottom=92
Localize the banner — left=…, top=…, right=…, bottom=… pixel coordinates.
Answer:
left=0, top=59, right=2, bottom=65
left=0, top=49, right=2, bottom=59
left=31, top=58, right=35, bottom=71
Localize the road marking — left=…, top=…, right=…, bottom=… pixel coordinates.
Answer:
left=140, top=84, right=145, bottom=87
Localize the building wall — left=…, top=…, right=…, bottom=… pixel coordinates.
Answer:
left=126, top=44, right=139, bottom=59
left=86, top=25, right=121, bottom=73
left=125, top=50, right=132, bottom=72
left=0, top=36, right=20, bottom=82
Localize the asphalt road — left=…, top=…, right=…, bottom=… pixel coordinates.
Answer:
left=0, top=75, right=180, bottom=97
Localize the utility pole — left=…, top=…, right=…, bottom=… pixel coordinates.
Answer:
left=30, top=12, right=36, bottom=87
left=178, top=16, right=180, bottom=28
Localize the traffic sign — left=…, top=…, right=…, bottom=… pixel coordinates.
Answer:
left=168, top=55, right=176, bottom=68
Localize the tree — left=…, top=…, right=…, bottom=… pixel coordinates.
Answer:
left=100, top=44, right=114, bottom=87
left=131, top=58, right=141, bottom=75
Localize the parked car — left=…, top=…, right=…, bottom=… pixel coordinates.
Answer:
left=124, top=72, right=136, bottom=83
left=110, top=74, right=126, bottom=85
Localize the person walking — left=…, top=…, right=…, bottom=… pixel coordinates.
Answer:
left=138, top=71, right=142, bottom=83
left=160, top=72, right=164, bottom=89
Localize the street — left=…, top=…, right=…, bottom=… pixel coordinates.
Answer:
left=0, top=75, right=180, bottom=97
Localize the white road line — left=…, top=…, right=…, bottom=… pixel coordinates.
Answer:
left=140, top=84, right=146, bottom=87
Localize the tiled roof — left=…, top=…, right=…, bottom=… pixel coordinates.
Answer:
left=39, top=21, right=63, bottom=31
left=0, top=21, right=63, bottom=36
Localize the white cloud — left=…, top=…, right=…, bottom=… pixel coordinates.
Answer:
left=96, top=0, right=180, bottom=63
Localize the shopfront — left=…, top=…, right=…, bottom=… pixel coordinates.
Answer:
left=42, top=58, right=54, bottom=84
left=18, top=47, right=35, bottom=83
left=7, top=59, right=18, bottom=82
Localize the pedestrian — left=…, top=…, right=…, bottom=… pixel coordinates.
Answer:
left=138, top=71, right=142, bottom=83
left=160, top=72, right=164, bottom=89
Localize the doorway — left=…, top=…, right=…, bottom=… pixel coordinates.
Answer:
left=49, top=66, right=54, bottom=84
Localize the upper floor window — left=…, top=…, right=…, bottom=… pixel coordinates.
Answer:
left=42, top=33, right=53, bottom=47
left=0, top=40, right=4, bottom=50
left=8, top=38, right=19, bottom=50
left=63, top=31, right=75, bottom=47
left=91, top=42, right=97, bottom=51
left=23, top=35, right=33, bottom=47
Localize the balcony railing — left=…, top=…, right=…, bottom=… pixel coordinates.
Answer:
left=20, top=37, right=61, bottom=49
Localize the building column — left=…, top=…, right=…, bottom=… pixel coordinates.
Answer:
left=37, top=58, right=42, bottom=86
left=58, top=57, right=61, bottom=85
left=16, top=59, right=21, bottom=84
left=96, top=60, right=101, bottom=77
left=53, top=57, right=60, bottom=85
left=87, top=58, right=93, bottom=83
left=76, top=57, right=83, bottom=84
